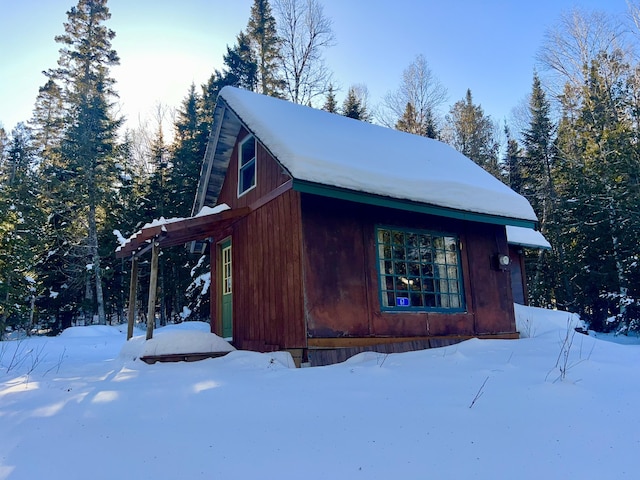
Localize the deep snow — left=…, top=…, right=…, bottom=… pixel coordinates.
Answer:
left=1, top=306, right=639, bottom=479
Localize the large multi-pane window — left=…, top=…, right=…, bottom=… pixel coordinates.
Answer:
left=376, top=227, right=465, bottom=311
left=238, top=134, right=256, bottom=196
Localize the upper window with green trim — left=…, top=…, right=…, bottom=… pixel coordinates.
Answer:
left=238, top=134, right=256, bottom=196
left=376, top=226, right=465, bottom=312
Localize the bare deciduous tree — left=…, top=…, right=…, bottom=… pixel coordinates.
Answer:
left=378, top=54, right=448, bottom=136
left=274, top=0, right=335, bottom=105
left=537, top=8, right=627, bottom=97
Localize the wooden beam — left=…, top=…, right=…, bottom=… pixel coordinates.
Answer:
left=307, top=332, right=519, bottom=349
left=146, top=242, right=159, bottom=340
left=126, top=256, right=139, bottom=340
left=116, top=207, right=250, bottom=258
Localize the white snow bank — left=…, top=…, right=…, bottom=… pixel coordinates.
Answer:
left=59, top=325, right=125, bottom=338
left=120, top=322, right=235, bottom=360
left=213, top=350, right=297, bottom=369
left=515, top=303, right=585, bottom=338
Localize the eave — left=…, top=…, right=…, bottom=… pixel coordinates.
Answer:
left=292, top=179, right=538, bottom=229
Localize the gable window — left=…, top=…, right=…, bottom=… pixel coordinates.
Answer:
left=238, top=134, right=256, bottom=196
left=376, top=226, right=465, bottom=311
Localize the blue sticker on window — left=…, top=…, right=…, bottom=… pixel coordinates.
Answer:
left=396, top=297, right=410, bottom=307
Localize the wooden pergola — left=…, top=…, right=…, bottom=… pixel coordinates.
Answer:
left=116, top=207, right=250, bottom=341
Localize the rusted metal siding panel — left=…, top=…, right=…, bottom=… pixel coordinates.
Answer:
left=232, top=189, right=305, bottom=351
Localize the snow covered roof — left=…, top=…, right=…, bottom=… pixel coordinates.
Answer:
left=202, top=86, right=538, bottom=226
left=506, top=226, right=551, bottom=249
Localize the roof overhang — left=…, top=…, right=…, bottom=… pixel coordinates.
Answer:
left=292, top=180, right=538, bottom=229
left=506, top=225, right=551, bottom=250
left=115, top=207, right=250, bottom=259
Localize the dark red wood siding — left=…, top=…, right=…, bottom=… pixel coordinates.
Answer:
left=301, top=194, right=516, bottom=340
left=217, top=127, right=291, bottom=209
left=231, top=189, right=306, bottom=350
left=207, top=126, right=304, bottom=350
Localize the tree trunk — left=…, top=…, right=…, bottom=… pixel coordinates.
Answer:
left=88, top=202, right=106, bottom=325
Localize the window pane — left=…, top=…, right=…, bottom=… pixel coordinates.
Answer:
left=240, top=161, right=256, bottom=192
left=241, top=138, right=255, bottom=166
left=410, top=292, right=423, bottom=307
left=384, top=275, right=394, bottom=290
left=408, top=263, right=420, bottom=276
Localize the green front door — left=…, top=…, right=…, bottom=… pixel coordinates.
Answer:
left=220, top=239, right=233, bottom=339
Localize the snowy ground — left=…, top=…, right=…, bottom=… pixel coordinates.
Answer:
left=1, top=306, right=639, bottom=479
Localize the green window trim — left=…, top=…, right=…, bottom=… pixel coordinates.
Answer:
left=238, top=134, right=256, bottom=197
left=375, top=226, right=466, bottom=312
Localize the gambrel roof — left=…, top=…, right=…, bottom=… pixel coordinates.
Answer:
left=193, top=86, right=538, bottom=228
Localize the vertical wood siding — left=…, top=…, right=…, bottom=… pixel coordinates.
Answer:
left=301, top=195, right=516, bottom=340
left=232, top=189, right=306, bottom=350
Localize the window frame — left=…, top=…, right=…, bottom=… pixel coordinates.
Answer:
left=374, top=225, right=466, bottom=313
left=237, top=134, right=257, bottom=197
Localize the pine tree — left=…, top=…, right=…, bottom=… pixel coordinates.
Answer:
left=223, top=32, right=258, bottom=91
left=30, top=79, right=65, bottom=156
left=395, top=102, right=437, bottom=137
left=341, top=85, right=369, bottom=121
left=555, top=50, right=640, bottom=330
left=246, top=0, right=282, bottom=96
left=36, top=0, right=121, bottom=326
left=503, top=124, right=523, bottom=194
left=0, top=124, right=42, bottom=336
left=444, top=89, right=501, bottom=178
left=171, top=84, right=206, bottom=218
left=322, top=84, right=338, bottom=113
left=520, top=73, right=566, bottom=308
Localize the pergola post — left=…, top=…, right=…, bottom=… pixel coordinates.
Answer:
left=126, top=256, right=139, bottom=340
left=146, top=242, right=160, bottom=340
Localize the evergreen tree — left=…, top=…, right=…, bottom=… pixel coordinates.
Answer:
left=395, top=102, right=437, bottom=138
left=322, top=83, right=338, bottom=113
left=30, top=79, right=65, bottom=156
left=222, top=32, right=258, bottom=91
left=503, top=124, right=523, bottom=194
left=341, top=85, right=369, bottom=121
left=521, top=73, right=565, bottom=308
left=444, top=89, right=501, bottom=178
left=555, top=50, right=640, bottom=331
left=0, top=124, right=42, bottom=337
left=171, top=84, right=206, bottom=218
left=36, top=0, right=121, bottom=326
left=246, top=0, right=282, bottom=96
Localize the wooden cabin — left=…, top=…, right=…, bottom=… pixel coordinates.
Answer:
left=118, top=86, right=541, bottom=366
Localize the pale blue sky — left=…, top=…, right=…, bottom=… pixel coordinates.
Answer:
left=0, top=0, right=629, bottom=135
